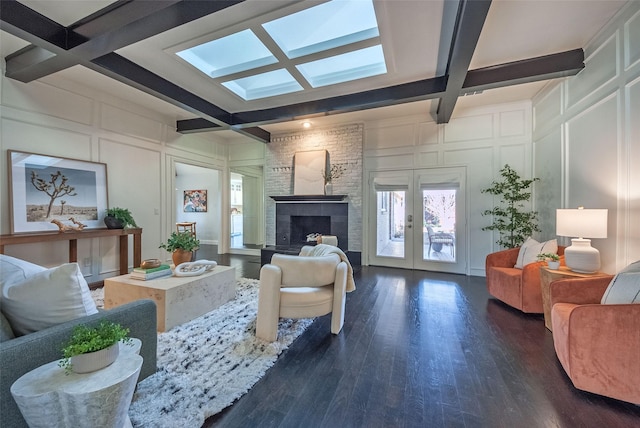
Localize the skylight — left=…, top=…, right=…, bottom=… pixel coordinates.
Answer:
left=175, top=0, right=385, bottom=101
left=222, top=69, right=303, bottom=100
left=262, top=0, right=379, bottom=59
left=297, top=45, right=386, bottom=88
left=176, top=29, right=276, bottom=79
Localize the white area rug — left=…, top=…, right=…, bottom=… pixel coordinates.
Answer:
left=92, top=278, right=313, bottom=427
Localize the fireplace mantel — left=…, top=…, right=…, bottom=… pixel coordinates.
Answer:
left=269, top=195, right=347, bottom=202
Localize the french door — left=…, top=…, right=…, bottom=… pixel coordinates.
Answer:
left=368, top=167, right=466, bottom=274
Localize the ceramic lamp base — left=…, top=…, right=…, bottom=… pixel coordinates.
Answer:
left=564, top=238, right=600, bottom=273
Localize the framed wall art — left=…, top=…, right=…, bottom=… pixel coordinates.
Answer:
left=293, top=149, right=327, bottom=195
left=183, top=189, right=207, bottom=212
left=8, top=150, right=108, bottom=233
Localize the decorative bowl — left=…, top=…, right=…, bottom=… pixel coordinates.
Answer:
left=140, top=258, right=161, bottom=269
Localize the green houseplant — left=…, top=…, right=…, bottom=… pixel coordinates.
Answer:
left=537, top=252, right=561, bottom=269
left=104, top=207, right=138, bottom=229
left=481, top=164, right=540, bottom=248
left=159, top=231, right=200, bottom=265
left=59, top=321, right=132, bottom=373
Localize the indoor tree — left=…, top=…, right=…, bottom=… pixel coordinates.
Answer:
left=481, top=164, right=540, bottom=248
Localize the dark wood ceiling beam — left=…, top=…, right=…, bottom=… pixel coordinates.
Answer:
left=91, top=53, right=232, bottom=126
left=3, top=0, right=245, bottom=82
left=462, top=48, right=584, bottom=93
left=176, top=118, right=223, bottom=133
left=232, top=127, right=272, bottom=144
left=436, top=0, right=492, bottom=124
left=230, top=76, right=448, bottom=128
left=0, top=0, right=69, bottom=51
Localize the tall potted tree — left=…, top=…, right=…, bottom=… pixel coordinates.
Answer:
left=481, top=164, right=540, bottom=248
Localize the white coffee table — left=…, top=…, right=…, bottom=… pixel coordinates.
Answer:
left=11, top=339, right=142, bottom=428
left=104, top=265, right=236, bottom=331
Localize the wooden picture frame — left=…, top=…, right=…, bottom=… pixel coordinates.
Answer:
left=8, top=150, right=108, bottom=233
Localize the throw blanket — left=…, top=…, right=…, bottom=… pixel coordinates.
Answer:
left=307, top=244, right=356, bottom=292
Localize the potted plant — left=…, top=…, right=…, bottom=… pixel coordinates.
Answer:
left=59, top=321, right=132, bottom=374
left=481, top=164, right=540, bottom=248
left=104, top=207, right=138, bottom=229
left=159, top=231, right=200, bottom=265
left=537, top=252, right=561, bottom=269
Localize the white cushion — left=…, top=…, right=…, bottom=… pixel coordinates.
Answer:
left=514, top=237, right=558, bottom=269
left=1, top=263, right=98, bottom=336
left=601, top=261, right=640, bottom=304
left=0, top=254, right=46, bottom=289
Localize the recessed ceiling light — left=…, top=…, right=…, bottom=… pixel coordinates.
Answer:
left=302, top=121, right=311, bottom=128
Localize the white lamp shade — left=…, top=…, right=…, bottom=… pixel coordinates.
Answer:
left=556, top=209, right=608, bottom=238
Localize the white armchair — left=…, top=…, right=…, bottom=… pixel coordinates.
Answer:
left=256, top=247, right=349, bottom=341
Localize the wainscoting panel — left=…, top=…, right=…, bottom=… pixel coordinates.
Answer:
left=2, top=79, right=94, bottom=126
left=624, top=8, right=640, bottom=69
left=101, top=103, right=164, bottom=143
left=567, top=33, right=618, bottom=109
left=444, top=113, right=494, bottom=143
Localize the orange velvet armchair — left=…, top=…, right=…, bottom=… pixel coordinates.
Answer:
left=550, top=276, right=640, bottom=405
left=485, top=246, right=565, bottom=313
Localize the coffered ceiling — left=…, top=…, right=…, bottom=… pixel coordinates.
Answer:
left=0, top=0, right=628, bottom=143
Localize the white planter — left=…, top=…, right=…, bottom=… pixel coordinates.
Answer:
left=547, top=261, right=560, bottom=270
left=70, top=343, right=119, bottom=374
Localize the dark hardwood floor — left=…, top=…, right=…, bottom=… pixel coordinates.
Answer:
left=199, top=249, right=640, bottom=428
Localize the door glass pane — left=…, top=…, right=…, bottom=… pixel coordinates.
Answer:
left=376, top=190, right=405, bottom=257
left=422, top=189, right=456, bottom=261
left=230, top=173, right=244, bottom=248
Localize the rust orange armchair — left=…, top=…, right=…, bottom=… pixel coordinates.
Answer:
left=485, top=246, right=565, bottom=313
left=550, top=276, right=640, bottom=404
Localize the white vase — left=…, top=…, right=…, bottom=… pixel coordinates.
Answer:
left=324, top=183, right=333, bottom=195
left=70, top=343, right=119, bottom=373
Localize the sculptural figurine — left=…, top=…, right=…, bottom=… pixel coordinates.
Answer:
left=51, top=217, right=87, bottom=232
left=174, top=260, right=217, bottom=277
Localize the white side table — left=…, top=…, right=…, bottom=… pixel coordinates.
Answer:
left=11, top=339, right=143, bottom=428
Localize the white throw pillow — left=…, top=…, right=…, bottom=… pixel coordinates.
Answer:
left=1, top=263, right=98, bottom=336
left=601, top=261, right=640, bottom=304
left=0, top=254, right=46, bottom=289
left=514, top=237, right=558, bottom=269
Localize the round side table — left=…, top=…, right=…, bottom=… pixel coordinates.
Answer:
left=11, top=339, right=142, bottom=428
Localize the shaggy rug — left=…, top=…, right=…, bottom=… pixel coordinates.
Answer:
left=91, top=278, right=313, bottom=427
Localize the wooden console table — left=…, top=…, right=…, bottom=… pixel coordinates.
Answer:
left=0, top=228, right=142, bottom=275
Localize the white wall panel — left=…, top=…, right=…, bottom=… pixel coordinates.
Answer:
left=566, top=95, right=618, bottom=273
left=101, top=103, right=164, bottom=143
left=625, top=8, right=640, bottom=69
left=534, top=85, right=562, bottom=135
left=444, top=113, right=493, bottom=143
left=2, top=79, right=93, bottom=126
left=498, top=144, right=528, bottom=176
left=364, top=123, right=416, bottom=149
left=567, top=34, right=618, bottom=108
left=417, top=121, right=439, bottom=145
left=534, top=130, right=562, bottom=241
left=99, top=140, right=162, bottom=273
left=626, top=76, right=640, bottom=265
left=499, top=110, right=526, bottom=137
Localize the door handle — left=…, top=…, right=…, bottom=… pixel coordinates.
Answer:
left=406, top=224, right=412, bottom=229
left=407, top=214, right=413, bottom=222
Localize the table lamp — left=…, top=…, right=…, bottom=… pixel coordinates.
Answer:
left=556, top=207, right=607, bottom=273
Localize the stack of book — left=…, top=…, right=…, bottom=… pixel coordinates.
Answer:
left=130, top=264, right=172, bottom=280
